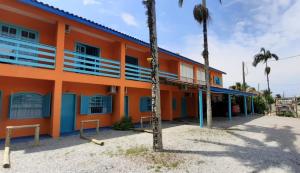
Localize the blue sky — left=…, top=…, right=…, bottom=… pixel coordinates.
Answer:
left=39, top=0, right=300, bottom=97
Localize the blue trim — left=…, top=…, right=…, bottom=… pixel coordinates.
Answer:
left=244, top=96, right=248, bottom=117
left=228, top=94, right=232, bottom=121
left=251, top=96, right=254, bottom=115
left=19, top=0, right=226, bottom=74
left=199, top=90, right=203, bottom=128
left=210, top=86, right=256, bottom=97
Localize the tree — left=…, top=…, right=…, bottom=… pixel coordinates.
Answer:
left=253, top=48, right=279, bottom=92
left=143, top=0, right=163, bottom=151
left=179, top=0, right=222, bottom=128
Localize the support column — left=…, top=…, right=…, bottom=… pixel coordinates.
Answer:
left=168, top=91, right=173, bottom=121
left=244, top=96, right=248, bottom=116
left=193, top=66, right=198, bottom=84
left=228, top=94, right=232, bottom=120
left=51, top=80, right=62, bottom=138
left=251, top=96, right=255, bottom=115
left=55, top=21, right=65, bottom=73
left=112, top=86, right=125, bottom=123
left=199, top=89, right=204, bottom=128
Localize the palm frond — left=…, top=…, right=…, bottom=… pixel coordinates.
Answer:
left=178, top=0, right=184, bottom=7
left=260, top=48, right=266, bottom=54
left=253, top=54, right=266, bottom=67
left=265, top=66, right=271, bottom=75
left=271, top=53, right=279, bottom=61
left=193, top=4, right=210, bottom=25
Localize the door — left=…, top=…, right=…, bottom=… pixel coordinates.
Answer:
left=61, top=93, right=76, bottom=134
left=124, top=96, right=129, bottom=118
left=181, top=97, right=187, bottom=118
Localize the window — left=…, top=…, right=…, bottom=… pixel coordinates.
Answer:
left=0, top=23, right=39, bottom=64
left=140, top=96, right=151, bottom=112
left=180, top=63, right=194, bottom=83
left=197, top=69, right=206, bottom=85
left=76, top=43, right=100, bottom=72
left=80, top=95, right=112, bottom=114
left=214, top=76, right=222, bottom=85
left=9, top=92, right=51, bottom=119
left=125, top=56, right=139, bottom=79
left=172, top=98, right=177, bottom=111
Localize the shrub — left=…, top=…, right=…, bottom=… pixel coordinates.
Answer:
left=254, top=96, right=268, bottom=114
left=113, top=117, right=134, bottom=131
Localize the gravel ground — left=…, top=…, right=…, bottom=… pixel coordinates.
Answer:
left=0, top=115, right=300, bottom=173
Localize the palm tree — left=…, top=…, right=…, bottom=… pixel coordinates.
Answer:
left=178, top=0, right=222, bottom=128
left=143, top=0, right=162, bottom=151
left=252, top=48, right=279, bottom=93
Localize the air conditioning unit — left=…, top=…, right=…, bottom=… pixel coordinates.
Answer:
left=108, top=86, right=117, bottom=94
left=65, top=24, right=71, bottom=34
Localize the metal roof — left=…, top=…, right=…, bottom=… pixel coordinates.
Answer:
left=19, top=0, right=226, bottom=74
left=210, top=87, right=256, bottom=96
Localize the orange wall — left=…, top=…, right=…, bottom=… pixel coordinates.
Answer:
left=62, top=82, right=113, bottom=130
left=0, top=77, right=53, bottom=138
left=126, top=88, right=151, bottom=123
left=210, top=71, right=223, bottom=87
left=0, top=9, right=56, bottom=47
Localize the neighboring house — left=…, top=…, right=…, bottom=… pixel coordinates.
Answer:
left=0, top=0, right=254, bottom=139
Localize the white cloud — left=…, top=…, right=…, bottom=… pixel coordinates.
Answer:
left=121, top=13, right=138, bottom=27
left=174, top=0, right=300, bottom=97
left=82, top=0, right=101, bottom=6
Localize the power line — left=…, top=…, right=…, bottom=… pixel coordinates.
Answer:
left=244, top=53, right=300, bottom=64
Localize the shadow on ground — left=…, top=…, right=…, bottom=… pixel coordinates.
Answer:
left=164, top=119, right=300, bottom=173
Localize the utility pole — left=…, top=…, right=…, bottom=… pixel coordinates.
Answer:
left=242, top=61, right=246, bottom=91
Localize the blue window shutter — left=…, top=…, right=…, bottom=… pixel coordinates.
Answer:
left=140, top=97, right=146, bottom=112
left=42, top=93, right=51, bottom=118
left=106, top=95, right=112, bottom=114
left=172, top=98, right=177, bottom=111
left=9, top=94, right=14, bottom=119
left=80, top=95, right=90, bottom=115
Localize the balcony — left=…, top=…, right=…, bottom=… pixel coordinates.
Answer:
left=63, top=50, right=120, bottom=78
left=125, top=63, right=178, bottom=82
left=0, top=36, right=56, bottom=69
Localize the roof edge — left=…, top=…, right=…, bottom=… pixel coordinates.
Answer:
left=19, top=0, right=226, bottom=74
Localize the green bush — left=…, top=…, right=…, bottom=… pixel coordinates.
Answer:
left=254, top=96, right=268, bottom=114
left=278, top=111, right=294, bottom=117
left=113, top=117, right=134, bottom=131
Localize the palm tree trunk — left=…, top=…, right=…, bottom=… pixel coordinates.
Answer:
left=147, top=0, right=163, bottom=151
left=265, top=61, right=271, bottom=114
left=202, top=0, right=212, bottom=128
left=266, top=62, right=270, bottom=93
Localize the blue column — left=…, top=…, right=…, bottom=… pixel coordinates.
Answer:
left=198, top=89, right=203, bottom=128
left=244, top=96, right=248, bottom=116
left=228, top=94, right=232, bottom=120
left=251, top=96, right=254, bottom=115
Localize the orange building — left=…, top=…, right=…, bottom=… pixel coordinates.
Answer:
left=0, top=0, right=255, bottom=139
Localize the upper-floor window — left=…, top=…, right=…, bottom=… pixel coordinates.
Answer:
left=140, top=96, right=151, bottom=112
left=75, top=42, right=100, bottom=72
left=197, top=69, right=206, bottom=85
left=214, top=76, right=222, bottom=85
left=180, top=63, right=193, bottom=83
left=0, top=23, right=39, bottom=63
left=9, top=92, right=51, bottom=119
left=80, top=95, right=112, bottom=115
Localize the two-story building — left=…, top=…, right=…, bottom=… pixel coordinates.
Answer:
left=0, top=0, right=255, bottom=139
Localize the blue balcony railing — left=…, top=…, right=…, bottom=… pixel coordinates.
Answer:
left=125, top=63, right=178, bottom=82
left=0, top=36, right=56, bottom=69
left=64, top=50, right=120, bottom=78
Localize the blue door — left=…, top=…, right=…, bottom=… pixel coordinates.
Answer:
left=124, top=96, right=129, bottom=118
left=181, top=97, right=187, bottom=118
left=61, top=93, right=76, bottom=134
